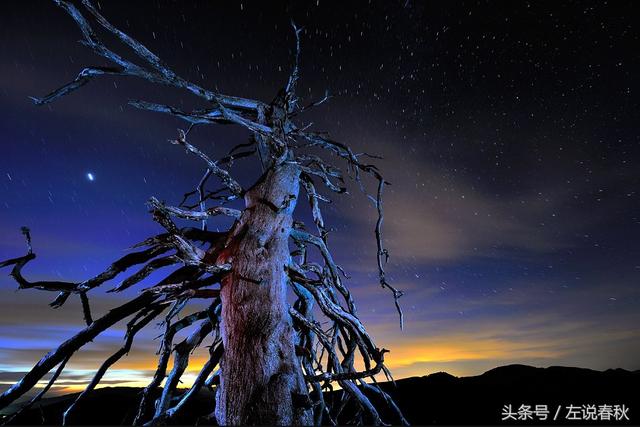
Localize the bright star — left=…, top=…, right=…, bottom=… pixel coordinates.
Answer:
left=87, top=172, right=95, bottom=181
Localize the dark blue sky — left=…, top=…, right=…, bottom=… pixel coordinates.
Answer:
left=0, top=1, right=639, bottom=395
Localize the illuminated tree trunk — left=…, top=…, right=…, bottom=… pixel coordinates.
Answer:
left=214, top=163, right=312, bottom=425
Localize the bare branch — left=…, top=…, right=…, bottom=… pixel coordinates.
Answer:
left=163, top=342, right=224, bottom=421
left=0, top=291, right=159, bottom=409
left=79, top=292, right=93, bottom=325
left=284, top=21, right=303, bottom=113
left=289, top=307, right=382, bottom=425
left=296, top=163, right=347, bottom=194
left=77, top=245, right=172, bottom=292
left=148, top=202, right=232, bottom=276
left=148, top=196, right=241, bottom=222
left=168, top=129, right=243, bottom=197
left=290, top=229, right=356, bottom=314
left=0, top=227, right=171, bottom=306
left=133, top=305, right=214, bottom=424
left=152, top=317, right=215, bottom=422
left=359, top=380, right=410, bottom=426
left=62, top=305, right=165, bottom=425
left=197, top=168, right=213, bottom=230
left=108, top=255, right=182, bottom=293
left=293, top=130, right=405, bottom=329
left=2, top=355, right=71, bottom=425
left=297, top=90, right=332, bottom=115
left=37, top=1, right=261, bottom=111
left=128, top=100, right=228, bottom=125
left=373, top=178, right=405, bottom=329
left=29, top=66, right=126, bottom=105
left=0, top=228, right=75, bottom=294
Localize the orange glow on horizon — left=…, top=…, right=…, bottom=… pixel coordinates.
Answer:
left=32, top=335, right=568, bottom=392
left=384, top=338, right=565, bottom=369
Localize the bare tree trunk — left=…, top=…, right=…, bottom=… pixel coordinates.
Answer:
left=214, top=163, right=312, bottom=425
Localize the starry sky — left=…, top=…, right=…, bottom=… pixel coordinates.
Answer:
left=1, top=1, right=639, bottom=397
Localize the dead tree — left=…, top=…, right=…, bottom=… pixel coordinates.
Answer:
left=0, top=1, right=407, bottom=425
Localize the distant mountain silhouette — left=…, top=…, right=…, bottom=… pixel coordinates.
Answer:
left=2, top=365, right=637, bottom=425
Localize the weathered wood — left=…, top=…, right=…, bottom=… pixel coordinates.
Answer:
left=215, top=163, right=312, bottom=425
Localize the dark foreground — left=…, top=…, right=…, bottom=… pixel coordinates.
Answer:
left=1, top=365, right=638, bottom=425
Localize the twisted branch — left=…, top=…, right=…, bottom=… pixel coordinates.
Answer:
left=0, top=291, right=160, bottom=408
left=62, top=305, right=166, bottom=425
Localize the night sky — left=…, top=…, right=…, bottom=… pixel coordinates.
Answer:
left=1, top=1, right=639, bottom=397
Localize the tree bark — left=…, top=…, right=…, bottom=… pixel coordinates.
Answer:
left=214, top=162, right=312, bottom=425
